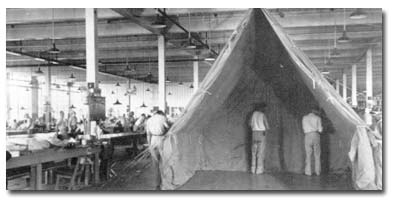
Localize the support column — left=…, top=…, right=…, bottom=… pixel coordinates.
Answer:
left=127, top=79, right=131, bottom=112
left=67, top=83, right=72, bottom=111
left=351, top=64, right=358, bottom=107
left=365, top=48, right=373, bottom=125
left=85, top=8, right=99, bottom=135
left=85, top=8, right=99, bottom=87
left=342, top=73, right=347, bottom=101
left=158, top=34, right=166, bottom=112
left=193, top=56, right=199, bottom=92
left=336, top=79, right=340, bottom=94
left=44, top=65, right=52, bottom=130
left=31, top=76, right=39, bottom=121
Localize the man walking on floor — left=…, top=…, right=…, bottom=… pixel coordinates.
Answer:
left=249, top=103, right=270, bottom=175
left=302, top=106, right=323, bottom=176
left=146, top=110, right=170, bottom=190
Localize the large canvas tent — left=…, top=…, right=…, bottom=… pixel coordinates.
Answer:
left=159, top=9, right=382, bottom=190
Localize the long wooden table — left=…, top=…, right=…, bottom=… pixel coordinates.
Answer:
left=99, top=132, right=145, bottom=155
left=6, top=146, right=101, bottom=190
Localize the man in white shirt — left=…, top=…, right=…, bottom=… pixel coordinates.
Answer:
left=302, top=106, right=323, bottom=176
left=249, top=103, right=270, bottom=174
left=146, top=110, right=170, bottom=190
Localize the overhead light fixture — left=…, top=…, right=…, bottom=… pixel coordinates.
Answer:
left=69, top=73, right=76, bottom=80
left=338, top=30, right=350, bottom=43
left=21, top=106, right=26, bottom=110
left=48, top=9, right=61, bottom=54
left=25, top=87, right=30, bottom=92
left=140, top=102, right=147, bottom=108
left=204, top=52, right=216, bottom=61
left=146, top=88, right=151, bottom=92
left=178, top=81, right=183, bottom=86
left=111, top=91, right=115, bottom=94
left=168, top=92, right=172, bottom=95
left=48, top=42, right=61, bottom=54
left=338, top=8, right=351, bottom=43
left=350, top=9, right=367, bottom=19
left=189, top=84, right=194, bottom=89
left=185, top=37, right=197, bottom=49
left=113, top=99, right=122, bottom=105
left=35, top=66, right=44, bottom=75
left=116, top=82, right=120, bottom=87
left=70, top=104, right=76, bottom=109
left=331, top=11, right=341, bottom=56
left=331, top=47, right=340, bottom=56
left=151, top=10, right=167, bottom=29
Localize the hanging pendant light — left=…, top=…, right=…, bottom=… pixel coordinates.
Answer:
left=151, top=9, right=167, bottom=28
left=168, top=92, right=172, bottom=96
left=48, top=9, right=61, bottom=54
left=113, top=99, right=122, bottom=105
left=350, top=9, right=367, bottom=19
left=185, top=11, right=197, bottom=49
left=140, top=102, right=147, bottom=108
left=111, top=91, right=115, bottom=94
left=189, top=84, right=194, bottom=88
left=338, top=8, right=351, bottom=43
left=116, top=82, right=120, bottom=87
left=35, top=66, right=44, bottom=75
left=69, top=73, right=76, bottom=80
left=70, top=104, right=76, bottom=109
left=331, top=11, right=340, bottom=56
left=146, top=88, right=151, bottom=92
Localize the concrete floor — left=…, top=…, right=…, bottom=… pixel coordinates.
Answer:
left=7, top=148, right=353, bottom=191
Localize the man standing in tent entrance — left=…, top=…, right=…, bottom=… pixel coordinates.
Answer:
left=249, top=103, right=270, bottom=174
left=302, top=106, right=323, bottom=176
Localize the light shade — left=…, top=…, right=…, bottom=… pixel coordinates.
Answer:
left=140, top=102, right=147, bottom=108
left=70, top=104, right=76, bottom=109
left=48, top=42, right=61, bottom=54
left=330, top=48, right=340, bottom=56
left=116, top=82, right=120, bottom=87
left=151, top=15, right=167, bottom=28
left=69, top=73, right=76, bottom=80
left=204, top=52, right=216, bottom=61
left=350, top=9, right=367, bottom=19
left=189, top=84, right=194, bottom=89
left=185, top=38, right=197, bottom=49
left=35, top=67, right=44, bottom=75
left=178, top=81, right=183, bottom=85
left=113, top=99, right=122, bottom=105
left=338, top=31, right=351, bottom=43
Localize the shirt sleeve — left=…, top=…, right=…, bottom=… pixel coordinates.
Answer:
left=263, top=114, right=270, bottom=130
left=317, top=117, right=323, bottom=133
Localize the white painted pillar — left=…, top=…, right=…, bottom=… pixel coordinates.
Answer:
left=351, top=64, right=358, bottom=107
left=127, top=79, right=131, bottom=112
left=342, top=73, right=347, bottom=101
left=85, top=8, right=99, bottom=135
left=31, top=76, right=39, bottom=121
left=366, top=48, right=373, bottom=109
left=44, top=65, right=52, bottom=130
left=85, top=8, right=99, bottom=87
left=336, top=79, right=340, bottom=94
left=158, top=35, right=166, bottom=112
left=365, top=48, right=373, bottom=125
left=193, top=56, right=199, bottom=92
left=67, top=84, right=72, bottom=111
